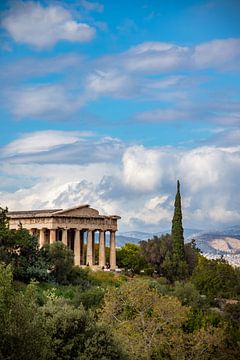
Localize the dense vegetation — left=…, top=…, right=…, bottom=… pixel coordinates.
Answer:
left=1, top=184, right=240, bottom=360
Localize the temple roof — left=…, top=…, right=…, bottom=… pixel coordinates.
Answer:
left=8, top=205, right=121, bottom=219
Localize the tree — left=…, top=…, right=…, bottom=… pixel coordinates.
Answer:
left=99, top=278, right=189, bottom=360
left=99, top=278, right=225, bottom=360
left=0, top=207, right=49, bottom=282
left=0, top=264, right=50, bottom=360
left=0, top=207, right=9, bottom=230
left=172, top=180, right=185, bottom=260
left=41, top=299, right=126, bottom=360
left=140, top=234, right=172, bottom=274
left=163, top=180, right=189, bottom=280
left=117, top=243, right=146, bottom=274
left=43, top=242, right=74, bottom=284
left=191, top=256, right=240, bottom=300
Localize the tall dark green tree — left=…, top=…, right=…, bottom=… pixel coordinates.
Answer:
left=161, top=180, right=188, bottom=281
left=171, top=180, right=185, bottom=260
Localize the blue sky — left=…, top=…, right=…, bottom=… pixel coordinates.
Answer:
left=0, top=0, right=240, bottom=232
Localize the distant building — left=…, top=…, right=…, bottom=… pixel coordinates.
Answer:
left=8, top=205, right=120, bottom=269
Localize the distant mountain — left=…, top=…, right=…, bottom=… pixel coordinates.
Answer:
left=116, top=226, right=240, bottom=256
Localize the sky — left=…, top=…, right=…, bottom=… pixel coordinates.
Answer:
left=0, top=0, right=240, bottom=232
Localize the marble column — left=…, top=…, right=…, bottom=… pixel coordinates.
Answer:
left=62, top=229, right=68, bottom=246
left=86, top=230, right=93, bottom=266
left=99, top=230, right=106, bottom=268
left=92, top=231, right=95, bottom=265
left=74, top=230, right=81, bottom=266
left=50, top=229, right=56, bottom=244
left=39, top=228, right=45, bottom=248
left=110, top=231, right=116, bottom=270
left=80, top=230, right=84, bottom=265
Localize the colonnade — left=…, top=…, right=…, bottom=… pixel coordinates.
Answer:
left=30, top=228, right=116, bottom=269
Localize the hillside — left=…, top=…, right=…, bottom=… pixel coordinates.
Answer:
left=117, top=226, right=240, bottom=257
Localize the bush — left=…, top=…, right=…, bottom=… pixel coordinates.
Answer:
left=72, top=286, right=105, bottom=309
left=191, top=257, right=240, bottom=300
left=67, top=266, right=92, bottom=288
left=89, top=271, right=127, bottom=288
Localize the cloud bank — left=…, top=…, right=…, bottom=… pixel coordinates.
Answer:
left=0, top=131, right=239, bottom=232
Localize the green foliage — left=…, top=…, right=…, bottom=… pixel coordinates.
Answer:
left=89, top=270, right=127, bottom=288
left=67, top=266, right=92, bottom=288
left=117, top=243, right=147, bottom=274
left=41, top=299, right=126, bottom=360
left=140, top=234, right=172, bottom=273
left=0, top=265, right=127, bottom=360
left=170, top=180, right=189, bottom=279
left=79, top=324, right=128, bottom=360
left=43, top=242, right=74, bottom=284
left=173, top=281, right=205, bottom=310
left=184, top=240, right=199, bottom=275
left=41, top=300, right=90, bottom=360
left=171, top=180, right=185, bottom=259
left=72, top=286, right=105, bottom=309
left=0, top=264, right=50, bottom=360
left=0, top=207, right=9, bottom=230
left=191, top=256, right=240, bottom=300
left=99, top=278, right=225, bottom=360
left=0, top=224, right=49, bottom=282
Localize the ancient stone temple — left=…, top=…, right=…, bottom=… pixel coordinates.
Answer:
left=8, top=205, right=120, bottom=269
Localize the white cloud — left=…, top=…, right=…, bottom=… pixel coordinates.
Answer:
left=2, top=1, right=95, bottom=48
left=145, top=195, right=169, bottom=210
left=2, top=130, right=92, bottom=156
left=86, top=70, right=135, bottom=97
left=193, top=38, right=240, bottom=70
left=122, top=42, right=190, bottom=73
left=8, top=84, right=84, bottom=119
left=122, top=146, right=162, bottom=192
left=0, top=54, right=84, bottom=83
left=0, top=131, right=124, bottom=165
left=0, top=136, right=239, bottom=230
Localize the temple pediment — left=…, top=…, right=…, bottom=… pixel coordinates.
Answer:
left=52, top=205, right=100, bottom=217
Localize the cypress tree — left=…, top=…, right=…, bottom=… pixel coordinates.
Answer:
left=171, top=180, right=185, bottom=260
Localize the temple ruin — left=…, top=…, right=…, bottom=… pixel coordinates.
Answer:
left=8, top=205, right=120, bottom=269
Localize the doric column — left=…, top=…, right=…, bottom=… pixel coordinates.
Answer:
left=39, top=228, right=45, bottom=248
left=74, top=230, right=81, bottom=266
left=92, top=231, right=95, bottom=265
left=80, top=230, right=84, bottom=265
left=50, top=229, right=56, bottom=244
left=110, top=231, right=116, bottom=270
left=62, top=229, right=68, bottom=246
left=86, top=230, right=93, bottom=266
left=99, top=230, right=106, bottom=268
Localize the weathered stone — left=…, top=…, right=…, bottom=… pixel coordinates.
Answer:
left=8, top=205, right=120, bottom=269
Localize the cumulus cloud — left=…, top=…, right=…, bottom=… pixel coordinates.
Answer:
left=122, top=146, right=162, bottom=191
left=0, top=134, right=240, bottom=230
left=2, top=1, right=95, bottom=48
